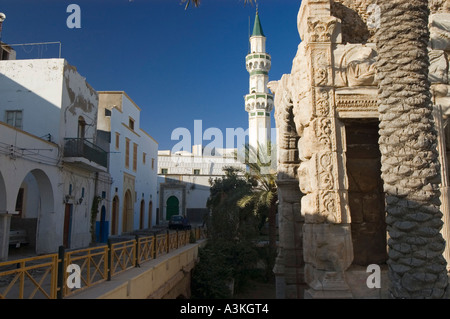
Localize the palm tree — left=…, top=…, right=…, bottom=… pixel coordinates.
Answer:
left=237, top=143, right=278, bottom=252
left=207, top=166, right=256, bottom=243
left=376, top=0, right=448, bottom=298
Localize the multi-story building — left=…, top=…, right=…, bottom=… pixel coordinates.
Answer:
left=0, top=56, right=111, bottom=260
left=157, top=146, right=246, bottom=224
left=97, top=91, right=158, bottom=236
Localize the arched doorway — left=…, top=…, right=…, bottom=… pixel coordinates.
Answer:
left=111, top=196, right=119, bottom=235
left=166, top=196, right=179, bottom=220
left=11, top=169, right=54, bottom=255
left=139, top=200, right=145, bottom=230
left=123, top=190, right=133, bottom=233
left=148, top=201, right=153, bottom=229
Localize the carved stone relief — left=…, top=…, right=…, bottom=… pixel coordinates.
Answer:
left=312, top=50, right=332, bottom=87
left=334, top=44, right=377, bottom=87
left=307, top=16, right=339, bottom=43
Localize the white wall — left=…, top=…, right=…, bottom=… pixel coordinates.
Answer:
left=0, top=59, right=64, bottom=142
left=0, top=122, right=62, bottom=255
left=157, top=151, right=247, bottom=221
left=98, top=92, right=158, bottom=234
left=0, top=59, right=110, bottom=255
left=60, top=62, right=99, bottom=144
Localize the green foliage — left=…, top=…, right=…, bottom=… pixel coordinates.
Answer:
left=206, top=167, right=259, bottom=243
left=90, top=196, right=102, bottom=245
left=191, top=245, right=233, bottom=299
left=191, top=167, right=261, bottom=298
left=237, top=143, right=278, bottom=254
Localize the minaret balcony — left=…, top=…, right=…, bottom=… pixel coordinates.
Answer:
left=245, top=93, right=274, bottom=112
left=246, top=53, right=271, bottom=62
left=246, top=53, right=271, bottom=72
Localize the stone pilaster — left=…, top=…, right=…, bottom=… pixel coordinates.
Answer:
left=270, top=73, right=305, bottom=299
left=433, top=105, right=450, bottom=269
left=295, top=0, right=353, bottom=299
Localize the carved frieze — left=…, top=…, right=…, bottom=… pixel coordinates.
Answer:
left=335, top=91, right=378, bottom=117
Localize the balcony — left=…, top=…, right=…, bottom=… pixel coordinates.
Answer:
left=63, top=138, right=108, bottom=171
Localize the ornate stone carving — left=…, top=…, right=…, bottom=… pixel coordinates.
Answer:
left=307, top=17, right=339, bottom=43
left=320, top=191, right=339, bottom=223
left=335, top=92, right=378, bottom=115
left=318, top=152, right=334, bottom=189
left=315, top=117, right=334, bottom=151
left=315, top=88, right=331, bottom=117
left=337, top=45, right=377, bottom=87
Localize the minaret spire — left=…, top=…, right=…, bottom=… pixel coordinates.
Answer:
left=244, top=9, right=273, bottom=155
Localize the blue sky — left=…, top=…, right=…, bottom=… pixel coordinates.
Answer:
left=1, top=0, right=302, bottom=150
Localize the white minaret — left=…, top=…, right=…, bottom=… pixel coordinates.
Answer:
left=245, top=9, right=273, bottom=154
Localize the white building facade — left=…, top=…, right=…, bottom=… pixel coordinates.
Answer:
left=157, top=147, right=247, bottom=224
left=97, top=91, right=158, bottom=236
left=0, top=58, right=111, bottom=260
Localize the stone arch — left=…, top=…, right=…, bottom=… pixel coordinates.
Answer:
left=166, top=196, right=180, bottom=220
left=123, top=189, right=133, bottom=233
left=11, top=169, right=55, bottom=255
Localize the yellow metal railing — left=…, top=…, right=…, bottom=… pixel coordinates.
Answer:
left=137, top=236, right=154, bottom=265
left=110, top=240, right=136, bottom=277
left=168, top=232, right=178, bottom=251
left=0, top=226, right=206, bottom=299
left=63, top=245, right=108, bottom=297
left=0, top=254, right=58, bottom=299
left=177, top=230, right=188, bottom=247
left=154, top=234, right=167, bottom=257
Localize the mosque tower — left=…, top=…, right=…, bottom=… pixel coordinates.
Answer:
left=244, top=9, right=273, bottom=154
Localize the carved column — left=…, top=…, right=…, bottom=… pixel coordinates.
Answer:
left=295, top=0, right=353, bottom=299
left=433, top=105, right=450, bottom=269
left=270, top=74, right=305, bottom=299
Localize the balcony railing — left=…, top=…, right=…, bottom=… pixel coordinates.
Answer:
left=64, top=138, right=108, bottom=168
